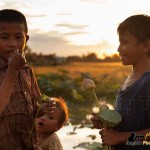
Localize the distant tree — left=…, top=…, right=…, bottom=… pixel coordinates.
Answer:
left=111, top=54, right=120, bottom=61
left=83, top=53, right=98, bottom=62
left=67, top=55, right=82, bottom=62
left=103, top=54, right=120, bottom=62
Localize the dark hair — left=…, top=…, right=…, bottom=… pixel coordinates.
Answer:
left=117, top=14, right=150, bottom=42
left=0, top=9, right=28, bottom=33
left=53, top=97, right=68, bottom=126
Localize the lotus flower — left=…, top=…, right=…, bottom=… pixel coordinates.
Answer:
left=83, top=78, right=122, bottom=150
left=83, top=78, right=95, bottom=90
left=83, top=78, right=98, bottom=103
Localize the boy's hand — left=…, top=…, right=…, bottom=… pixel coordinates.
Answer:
left=40, top=98, right=56, bottom=113
left=8, top=49, right=26, bottom=71
left=90, top=112, right=103, bottom=129
left=99, top=128, right=122, bottom=146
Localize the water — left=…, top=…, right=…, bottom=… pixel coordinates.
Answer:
left=57, top=103, right=113, bottom=150
left=57, top=124, right=102, bottom=150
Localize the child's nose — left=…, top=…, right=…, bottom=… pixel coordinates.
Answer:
left=117, top=44, right=122, bottom=52
left=40, top=116, right=45, bottom=121
left=8, top=38, right=17, bottom=47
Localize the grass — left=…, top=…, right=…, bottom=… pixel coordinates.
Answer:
left=32, top=62, right=131, bottom=79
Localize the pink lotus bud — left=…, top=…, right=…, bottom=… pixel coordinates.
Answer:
left=83, top=78, right=95, bottom=90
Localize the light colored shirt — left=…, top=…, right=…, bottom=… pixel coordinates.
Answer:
left=39, top=133, right=63, bottom=150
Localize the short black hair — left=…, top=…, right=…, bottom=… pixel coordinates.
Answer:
left=117, top=14, right=150, bottom=42
left=0, top=9, right=28, bottom=33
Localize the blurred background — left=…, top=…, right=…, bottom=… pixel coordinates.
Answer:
left=1, top=0, right=149, bottom=149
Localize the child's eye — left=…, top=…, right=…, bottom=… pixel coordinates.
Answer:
left=48, top=116, right=54, bottom=119
left=120, top=40, right=128, bottom=44
left=0, top=36, right=8, bottom=39
left=16, top=36, right=23, bottom=40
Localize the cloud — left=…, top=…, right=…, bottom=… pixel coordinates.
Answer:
left=26, top=14, right=47, bottom=18
left=55, top=23, right=88, bottom=30
left=27, top=29, right=97, bottom=56
left=78, top=0, right=107, bottom=4
left=0, top=1, right=32, bottom=9
left=0, top=2, right=5, bottom=7
left=64, top=31, right=89, bottom=36
left=56, top=13, right=73, bottom=16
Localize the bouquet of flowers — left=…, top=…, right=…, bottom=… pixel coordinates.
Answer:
left=83, top=78, right=122, bottom=150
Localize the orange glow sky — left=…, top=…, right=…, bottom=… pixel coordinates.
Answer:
left=1, top=0, right=150, bottom=58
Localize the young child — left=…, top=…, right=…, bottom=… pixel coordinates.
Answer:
left=91, top=14, right=150, bottom=149
left=0, top=9, right=54, bottom=149
left=36, top=97, right=68, bottom=150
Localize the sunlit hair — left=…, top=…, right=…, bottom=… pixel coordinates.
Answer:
left=0, top=9, right=28, bottom=33
left=117, top=14, right=150, bottom=42
left=52, top=97, right=68, bottom=126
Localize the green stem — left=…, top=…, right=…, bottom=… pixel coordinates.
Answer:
left=28, top=107, right=41, bottom=150
left=92, top=88, right=114, bottom=150
left=92, top=89, right=99, bottom=104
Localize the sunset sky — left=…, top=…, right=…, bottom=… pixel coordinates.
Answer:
left=0, top=0, right=150, bottom=58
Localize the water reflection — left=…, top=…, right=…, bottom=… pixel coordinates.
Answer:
left=57, top=124, right=102, bottom=150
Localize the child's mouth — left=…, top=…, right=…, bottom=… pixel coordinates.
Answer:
left=7, top=50, right=14, bottom=55
left=38, top=122, right=44, bottom=127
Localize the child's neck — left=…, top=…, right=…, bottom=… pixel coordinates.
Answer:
left=132, top=59, right=150, bottom=75
left=38, top=132, right=53, bottom=139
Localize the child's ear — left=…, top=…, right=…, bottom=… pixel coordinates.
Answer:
left=26, top=35, right=29, bottom=43
left=143, top=39, right=150, bottom=52
left=58, top=124, right=63, bottom=130
left=143, top=39, right=150, bottom=53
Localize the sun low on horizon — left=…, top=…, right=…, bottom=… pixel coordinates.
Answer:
left=0, top=0, right=150, bottom=58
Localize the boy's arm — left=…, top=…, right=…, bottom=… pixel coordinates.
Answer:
left=0, top=50, right=25, bottom=114
left=30, top=68, right=56, bottom=118
left=0, top=66, right=19, bottom=113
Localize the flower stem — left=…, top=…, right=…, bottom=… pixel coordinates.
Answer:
left=92, top=89, right=99, bottom=103
left=28, top=107, right=41, bottom=150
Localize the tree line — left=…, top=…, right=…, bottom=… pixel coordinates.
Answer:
left=24, top=46, right=120, bottom=66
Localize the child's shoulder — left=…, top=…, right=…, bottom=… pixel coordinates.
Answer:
left=21, top=63, right=35, bottom=78
left=141, top=71, right=150, bottom=87
left=142, top=71, right=150, bottom=80
left=48, top=133, right=63, bottom=150
left=48, top=133, right=59, bottom=140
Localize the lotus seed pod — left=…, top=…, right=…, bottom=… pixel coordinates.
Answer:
left=83, top=78, right=95, bottom=90
left=98, top=104, right=109, bottom=112
left=99, top=109, right=122, bottom=128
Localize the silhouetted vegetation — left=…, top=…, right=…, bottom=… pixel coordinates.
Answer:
left=25, top=46, right=120, bottom=66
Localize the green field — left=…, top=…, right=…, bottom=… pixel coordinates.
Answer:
left=32, top=62, right=132, bottom=124
left=33, top=62, right=131, bottom=79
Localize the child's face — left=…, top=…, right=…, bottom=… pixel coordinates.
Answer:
left=36, top=108, right=62, bottom=134
left=117, top=31, right=146, bottom=65
left=0, top=22, right=29, bottom=61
